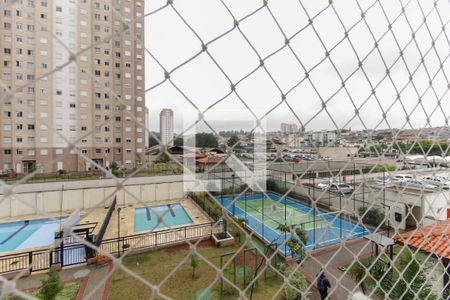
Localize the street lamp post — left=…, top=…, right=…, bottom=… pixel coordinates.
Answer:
left=117, top=207, right=121, bottom=256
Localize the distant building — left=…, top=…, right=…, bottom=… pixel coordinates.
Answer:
left=280, top=123, right=299, bottom=134
left=160, top=109, right=174, bottom=146
left=306, top=130, right=337, bottom=147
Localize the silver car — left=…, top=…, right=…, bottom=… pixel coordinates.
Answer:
left=328, top=183, right=354, bottom=194
left=422, top=176, right=450, bottom=190
left=400, top=179, right=437, bottom=189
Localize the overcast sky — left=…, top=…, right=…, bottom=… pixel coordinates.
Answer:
left=144, top=0, right=450, bottom=134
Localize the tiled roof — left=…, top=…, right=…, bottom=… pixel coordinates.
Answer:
left=181, top=152, right=205, bottom=159
left=196, top=156, right=223, bottom=164
left=394, top=219, right=450, bottom=260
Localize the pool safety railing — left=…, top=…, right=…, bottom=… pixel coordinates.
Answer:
left=99, top=222, right=216, bottom=255
left=0, top=243, right=86, bottom=274
left=189, top=192, right=222, bottom=222
left=0, top=222, right=217, bottom=275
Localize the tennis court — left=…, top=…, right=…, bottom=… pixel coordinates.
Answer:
left=234, top=198, right=329, bottom=231
left=219, top=193, right=370, bottom=253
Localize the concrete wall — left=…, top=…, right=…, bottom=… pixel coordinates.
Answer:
left=0, top=176, right=185, bottom=218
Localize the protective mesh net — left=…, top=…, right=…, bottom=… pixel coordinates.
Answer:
left=0, top=0, right=450, bottom=299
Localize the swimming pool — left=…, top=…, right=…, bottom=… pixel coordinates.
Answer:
left=219, top=193, right=370, bottom=254
left=0, top=218, right=66, bottom=253
left=134, top=204, right=193, bottom=232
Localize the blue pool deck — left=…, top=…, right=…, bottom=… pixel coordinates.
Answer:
left=134, top=203, right=193, bottom=232
left=0, top=218, right=66, bottom=253
left=218, top=193, right=370, bottom=255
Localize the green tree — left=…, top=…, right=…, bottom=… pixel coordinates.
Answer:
left=279, top=263, right=310, bottom=300
left=174, top=136, right=184, bottom=146
left=348, top=261, right=368, bottom=294
left=109, top=161, right=119, bottom=177
left=277, top=224, right=308, bottom=260
left=348, top=250, right=437, bottom=299
left=154, top=152, right=170, bottom=163
left=227, top=135, right=239, bottom=147
left=389, top=251, right=436, bottom=300
left=369, top=144, right=383, bottom=153
left=190, top=254, right=199, bottom=279
left=189, top=133, right=218, bottom=148
left=148, top=132, right=160, bottom=147
left=38, top=267, right=63, bottom=300
left=358, top=207, right=386, bottom=229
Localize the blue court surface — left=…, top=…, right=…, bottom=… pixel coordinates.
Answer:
left=218, top=193, right=370, bottom=255
left=134, top=203, right=193, bottom=232
left=0, top=218, right=66, bottom=253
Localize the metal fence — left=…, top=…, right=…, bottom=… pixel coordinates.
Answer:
left=0, top=222, right=216, bottom=275
left=100, top=222, right=217, bottom=255
left=0, top=0, right=449, bottom=299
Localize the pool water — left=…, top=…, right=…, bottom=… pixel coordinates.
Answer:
left=0, top=218, right=66, bottom=253
left=134, top=204, right=193, bottom=232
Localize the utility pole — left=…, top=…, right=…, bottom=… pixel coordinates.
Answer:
left=117, top=207, right=121, bottom=256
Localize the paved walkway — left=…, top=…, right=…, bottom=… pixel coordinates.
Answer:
left=301, top=237, right=375, bottom=300
left=13, top=263, right=113, bottom=300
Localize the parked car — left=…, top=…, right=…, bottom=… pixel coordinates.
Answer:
left=328, top=183, right=354, bottom=194
left=375, top=176, right=391, bottom=185
left=392, top=174, right=413, bottom=183
left=400, top=179, right=437, bottom=189
left=297, top=181, right=317, bottom=189
left=422, top=176, right=450, bottom=190
left=318, top=179, right=335, bottom=190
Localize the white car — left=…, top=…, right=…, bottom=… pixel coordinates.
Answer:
left=375, top=176, right=391, bottom=185
left=422, top=176, right=450, bottom=190
left=400, top=179, right=437, bottom=190
left=392, top=174, right=413, bottom=183
left=318, top=180, right=335, bottom=190
left=328, top=183, right=354, bottom=194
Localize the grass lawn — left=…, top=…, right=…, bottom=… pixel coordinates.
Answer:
left=5, top=282, right=80, bottom=300
left=109, top=241, right=286, bottom=300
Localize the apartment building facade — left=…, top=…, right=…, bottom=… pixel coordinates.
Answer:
left=305, top=130, right=337, bottom=148
left=0, top=0, right=146, bottom=173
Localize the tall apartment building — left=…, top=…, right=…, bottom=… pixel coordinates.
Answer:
left=0, top=0, right=146, bottom=173
left=160, top=109, right=174, bottom=146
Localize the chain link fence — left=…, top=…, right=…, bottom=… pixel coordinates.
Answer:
left=0, top=0, right=450, bottom=299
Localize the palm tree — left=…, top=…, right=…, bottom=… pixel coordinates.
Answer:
left=348, top=261, right=368, bottom=294
left=348, top=249, right=437, bottom=300
left=389, top=251, right=436, bottom=300
left=277, top=224, right=308, bottom=260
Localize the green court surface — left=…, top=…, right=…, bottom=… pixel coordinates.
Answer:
left=235, top=198, right=330, bottom=231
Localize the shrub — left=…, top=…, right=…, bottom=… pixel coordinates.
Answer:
left=38, top=267, right=63, bottom=300
left=358, top=207, right=386, bottom=228
left=191, top=255, right=199, bottom=279
left=109, top=161, right=120, bottom=177
left=278, top=264, right=310, bottom=300
left=370, top=164, right=396, bottom=173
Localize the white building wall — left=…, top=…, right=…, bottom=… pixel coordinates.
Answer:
left=52, top=0, right=78, bottom=149
left=160, top=109, right=174, bottom=146
left=0, top=176, right=186, bottom=217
